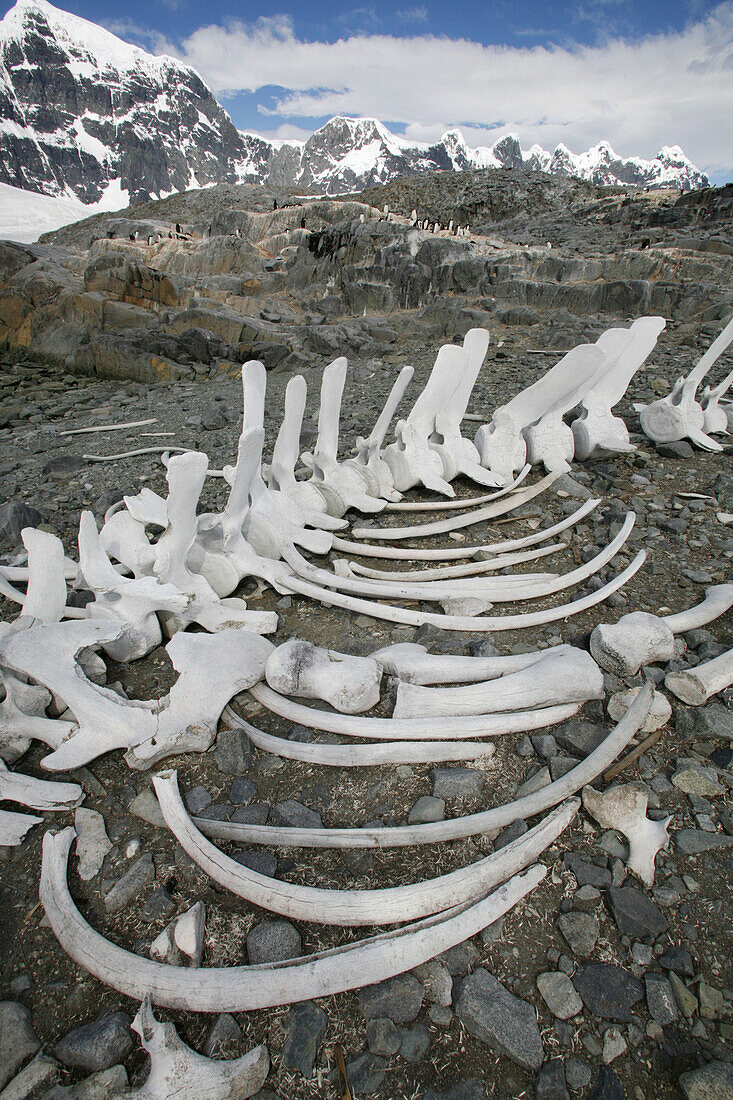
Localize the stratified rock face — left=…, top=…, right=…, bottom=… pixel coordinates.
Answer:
left=0, top=0, right=254, bottom=204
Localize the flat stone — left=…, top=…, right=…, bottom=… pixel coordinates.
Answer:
left=659, top=946, right=695, bottom=977
left=439, top=942, right=478, bottom=976
left=699, top=980, right=725, bottom=1021
left=605, top=885, right=668, bottom=942
left=537, top=972, right=583, bottom=1020
left=432, top=768, right=484, bottom=800
left=359, top=975, right=424, bottom=1024
left=676, top=704, right=733, bottom=741
left=679, top=1060, right=733, bottom=1099
left=231, top=803, right=269, bottom=825
left=0, top=501, right=44, bottom=546
left=184, top=785, right=212, bottom=814
left=413, top=960, right=453, bottom=1006
left=366, top=1017, right=401, bottom=1057
left=203, top=1013, right=243, bottom=1057
left=42, top=1064, right=128, bottom=1099
left=270, top=800, right=322, bottom=828
left=602, top=1027, right=627, bottom=1064
left=572, top=963, right=644, bottom=1021
left=565, top=1058, right=591, bottom=1092
left=645, top=975, right=678, bottom=1026
left=247, top=920, right=301, bottom=964
left=563, top=854, right=612, bottom=889
left=400, top=1023, right=430, bottom=1063
left=516, top=766, right=551, bottom=797
left=455, top=968, right=544, bottom=1072
left=103, top=854, right=155, bottom=913
left=230, top=777, right=256, bottom=804
left=53, top=1013, right=133, bottom=1073
left=675, top=830, right=733, bottom=854
left=0, top=1002, right=41, bottom=1089
left=672, top=765, right=724, bottom=798
left=128, top=789, right=164, bottom=828
left=234, top=849, right=277, bottom=876
left=586, top=1066, right=624, bottom=1099
left=282, top=1001, right=327, bottom=1078
left=74, top=809, right=112, bottom=881
left=535, top=1059, right=569, bottom=1099
left=344, top=1052, right=385, bottom=1094
left=669, top=972, right=698, bottom=1017
left=556, top=911, right=599, bottom=957
left=408, top=795, right=445, bottom=824
left=656, top=441, right=694, bottom=458
left=494, top=819, right=528, bottom=850
left=531, top=734, right=558, bottom=760
left=553, top=720, right=607, bottom=757
left=215, top=727, right=252, bottom=774
left=141, top=887, right=176, bottom=922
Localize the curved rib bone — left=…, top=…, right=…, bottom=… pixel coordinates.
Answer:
left=590, top=584, right=733, bottom=676
left=125, top=996, right=269, bottom=1099
left=371, top=641, right=572, bottom=685
left=333, top=497, right=599, bottom=561
left=156, top=771, right=577, bottom=927
left=393, top=647, right=604, bottom=718
left=665, top=647, right=733, bottom=705
left=41, top=826, right=546, bottom=1010
left=0, top=759, right=83, bottom=811
left=265, top=639, right=381, bottom=713
left=582, top=783, right=670, bottom=888
left=347, top=541, right=566, bottom=582
left=572, top=318, right=666, bottom=460
left=248, top=682, right=580, bottom=740
left=384, top=465, right=530, bottom=512
left=222, top=707, right=496, bottom=765
left=351, top=472, right=559, bottom=541
left=199, top=684, right=653, bottom=849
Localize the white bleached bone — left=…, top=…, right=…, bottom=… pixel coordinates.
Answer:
left=665, top=647, right=733, bottom=705
left=346, top=541, right=565, bottom=582
left=701, top=361, right=733, bottom=434
left=429, top=330, right=503, bottom=487
left=152, top=451, right=277, bottom=636
left=248, top=681, right=580, bottom=740
left=99, top=509, right=156, bottom=577
left=393, top=647, right=604, bottom=718
left=0, top=669, right=74, bottom=763
left=638, top=316, right=733, bottom=450
left=0, top=528, right=70, bottom=622
left=200, top=684, right=654, bottom=849
left=590, top=584, right=733, bottom=676
left=350, top=471, right=559, bottom=541
left=223, top=706, right=495, bottom=765
left=522, top=344, right=607, bottom=473
left=0, top=808, right=42, bottom=846
left=78, top=511, right=188, bottom=662
left=572, top=317, right=666, bottom=459
left=0, top=619, right=273, bottom=771
left=607, top=686, right=672, bottom=732
left=475, top=343, right=605, bottom=482
left=345, top=365, right=415, bottom=500
left=265, top=639, right=381, bottom=713
left=173, top=901, right=206, bottom=967
left=74, top=807, right=112, bottom=881
left=263, top=374, right=346, bottom=529
left=300, top=357, right=387, bottom=515
left=582, top=783, right=670, bottom=888
left=41, top=825, right=546, bottom=1010
left=0, top=758, right=83, bottom=810
left=157, top=771, right=577, bottom=926
left=371, top=641, right=572, bottom=684
left=384, top=464, right=531, bottom=512
left=124, top=996, right=269, bottom=1099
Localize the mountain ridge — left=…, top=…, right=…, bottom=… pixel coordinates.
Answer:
left=0, top=0, right=711, bottom=210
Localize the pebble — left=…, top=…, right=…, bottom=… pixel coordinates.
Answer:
left=659, top=945, right=695, bottom=977
left=141, top=887, right=176, bottom=922
left=42, top=1064, right=129, bottom=1099
left=0, top=1052, right=60, bottom=1098
left=515, top=766, right=551, bottom=797
left=573, top=963, right=644, bottom=1021
left=679, top=1060, right=733, bottom=1100
left=645, top=975, right=678, bottom=1026
left=246, top=919, right=302, bottom=964
left=675, top=830, right=733, bottom=854
left=74, top=809, right=112, bottom=881
left=128, top=789, right=164, bottom=828
left=602, top=1027, right=627, bottom=1063
left=184, top=785, right=212, bottom=814
left=234, top=849, right=277, bottom=876
left=359, top=975, right=424, bottom=1024
left=565, top=1057, right=592, bottom=1092
left=400, top=1023, right=430, bottom=1063
left=535, top=1058, right=569, bottom=1099
left=282, top=1001, right=327, bottom=1078
left=343, top=1052, right=385, bottom=1094
left=557, top=911, right=599, bottom=957
left=230, top=777, right=256, bottom=804
left=605, top=885, right=668, bottom=942
left=0, top=1002, right=41, bottom=1090
left=455, top=968, right=544, bottom=1072
left=366, top=1017, right=401, bottom=1056
left=587, top=1065, right=625, bottom=1099
left=668, top=971, right=699, bottom=1017
left=203, top=1013, right=242, bottom=1057
left=676, top=704, right=733, bottom=741
left=103, top=853, right=155, bottom=912
left=563, top=854, right=612, bottom=889
left=214, top=728, right=252, bottom=774
left=408, top=795, right=445, bottom=823
left=270, top=800, right=322, bottom=828
left=53, top=1013, right=133, bottom=1073
left=537, top=971, right=583, bottom=1020
left=672, top=764, right=724, bottom=797
left=432, top=767, right=484, bottom=799
left=413, top=960, right=453, bottom=1006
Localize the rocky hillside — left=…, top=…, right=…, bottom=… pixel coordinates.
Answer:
left=0, top=0, right=710, bottom=212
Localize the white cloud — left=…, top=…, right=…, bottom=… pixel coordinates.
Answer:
left=171, top=4, right=733, bottom=174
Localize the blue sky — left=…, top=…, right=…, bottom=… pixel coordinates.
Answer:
left=5, top=0, right=733, bottom=180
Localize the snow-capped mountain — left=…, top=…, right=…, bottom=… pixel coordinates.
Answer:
left=0, top=0, right=709, bottom=215
left=0, top=0, right=251, bottom=204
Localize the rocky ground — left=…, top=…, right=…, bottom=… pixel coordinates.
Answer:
left=0, top=172, right=732, bottom=1100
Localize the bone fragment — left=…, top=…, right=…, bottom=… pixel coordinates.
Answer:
left=59, top=419, right=157, bottom=436
left=265, top=640, right=381, bottom=713
left=0, top=670, right=73, bottom=763
left=0, top=808, right=42, bottom=846
left=582, top=783, right=670, bottom=887
left=0, top=759, right=83, bottom=810
left=41, top=826, right=546, bottom=1010
left=74, top=808, right=112, bottom=881
left=371, top=641, right=572, bottom=684
left=607, top=686, right=672, bottom=732
left=173, top=902, right=206, bottom=967
left=665, top=647, right=733, bottom=705
left=84, top=446, right=192, bottom=461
